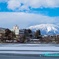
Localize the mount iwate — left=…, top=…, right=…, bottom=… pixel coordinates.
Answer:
left=28, top=24, right=59, bottom=35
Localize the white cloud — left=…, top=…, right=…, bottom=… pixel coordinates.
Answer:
left=0, top=12, right=58, bottom=29
left=7, top=0, right=59, bottom=11
left=7, top=0, right=21, bottom=10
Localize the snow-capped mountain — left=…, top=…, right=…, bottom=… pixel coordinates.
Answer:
left=28, top=24, right=59, bottom=35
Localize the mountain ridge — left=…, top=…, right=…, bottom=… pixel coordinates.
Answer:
left=28, top=24, right=59, bottom=35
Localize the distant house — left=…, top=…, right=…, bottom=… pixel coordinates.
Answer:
left=19, top=29, right=25, bottom=35
left=19, top=29, right=34, bottom=41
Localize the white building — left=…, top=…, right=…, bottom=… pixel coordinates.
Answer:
left=12, top=25, right=19, bottom=35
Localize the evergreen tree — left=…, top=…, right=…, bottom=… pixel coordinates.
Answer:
left=5, top=29, right=11, bottom=37
left=35, top=30, right=41, bottom=39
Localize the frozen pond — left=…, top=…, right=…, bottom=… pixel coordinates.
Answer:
left=0, top=43, right=59, bottom=59
left=0, top=43, right=59, bottom=47
left=0, top=54, right=59, bottom=59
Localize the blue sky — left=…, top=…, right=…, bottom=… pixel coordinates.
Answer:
left=0, top=0, right=59, bottom=29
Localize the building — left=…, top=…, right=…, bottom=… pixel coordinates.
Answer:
left=12, top=25, right=19, bottom=35
left=19, top=29, right=25, bottom=35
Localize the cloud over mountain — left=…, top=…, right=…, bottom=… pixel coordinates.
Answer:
left=0, top=12, right=58, bottom=29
